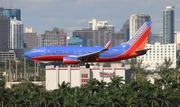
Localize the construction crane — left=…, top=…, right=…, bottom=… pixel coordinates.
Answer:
left=10, top=0, right=12, bottom=9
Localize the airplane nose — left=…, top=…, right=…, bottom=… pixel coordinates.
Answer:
left=24, top=52, right=30, bottom=58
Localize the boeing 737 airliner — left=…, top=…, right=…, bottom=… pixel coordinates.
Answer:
left=24, top=21, right=152, bottom=68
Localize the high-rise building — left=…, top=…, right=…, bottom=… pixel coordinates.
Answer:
left=0, top=15, right=8, bottom=51
left=10, top=17, right=24, bottom=49
left=24, top=30, right=38, bottom=52
left=73, top=28, right=124, bottom=46
left=88, top=19, right=114, bottom=32
left=0, top=8, right=21, bottom=49
left=25, top=27, right=33, bottom=33
left=121, top=19, right=130, bottom=42
left=68, top=36, right=87, bottom=46
left=163, top=6, right=174, bottom=44
left=0, top=8, right=21, bottom=21
left=148, top=32, right=163, bottom=44
left=129, top=14, right=151, bottom=39
left=40, top=28, right=67, bottom=46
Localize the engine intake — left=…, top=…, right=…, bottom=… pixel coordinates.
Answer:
left=63, top=57, right=78, bottom=64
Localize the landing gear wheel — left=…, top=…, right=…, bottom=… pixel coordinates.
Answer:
left=85, top=64, right=90, bottom=68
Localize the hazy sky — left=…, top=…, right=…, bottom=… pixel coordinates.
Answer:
left=1, top=0, right=180, bottom=36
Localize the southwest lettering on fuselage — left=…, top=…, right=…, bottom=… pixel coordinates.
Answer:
left=24, top=21, right=152, bottom=68
left=128, top=24, right=148, bottom=46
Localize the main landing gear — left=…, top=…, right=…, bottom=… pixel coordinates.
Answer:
left=85, top=63, right=90, bottom=68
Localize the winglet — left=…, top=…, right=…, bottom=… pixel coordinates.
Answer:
left=105, top=41, right=112, bottom=50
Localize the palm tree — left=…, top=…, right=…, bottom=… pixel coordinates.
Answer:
left=0, top=80, right=6, bottom=107
left=108, top=76, right=125, bottom=89
left=38, top=91, right=49, bottom=107
left=47, top=91, right=61, bottom=107
left=63, top=87, right=83, bottom=107
left=155, top=58, right=173, bottom=77
left=97, top=80, right=107, bottom=93
left=158, top=91, right=174, bottom=107
left=84, top=78, right=99, bottom=95
left=148, top=91, right=160, bottom=107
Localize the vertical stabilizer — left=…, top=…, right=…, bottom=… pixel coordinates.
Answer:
left=127, top=21, right=152, bottom=50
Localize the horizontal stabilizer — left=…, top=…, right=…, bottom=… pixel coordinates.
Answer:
left=135, top=48, right=151, bottom=55
left=135, top=48, right=151, bottom=52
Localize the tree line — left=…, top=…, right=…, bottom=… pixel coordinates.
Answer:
left=0, top=58, right=180, bottom=106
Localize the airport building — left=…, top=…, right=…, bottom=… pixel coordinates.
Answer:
left=137, top=42, right=177, bottom=70
left=163, top=6, right=174, bottom=44
left=46, top=65, right=131, bottom=90
left=40, top=28, right=67, bottom=46
left=129, top=14, right=151, bottom=39
left=88, top=19, right=114, bottom=32
left=0, top=50, right=16, bottom=62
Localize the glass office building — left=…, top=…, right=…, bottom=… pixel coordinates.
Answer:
left=0, top=8, right=21, bottom=21
left=163, top=6, right=174, bottom=44
left=68, top=36, right=87, bottom=46
left=0, top=8, right=21, bottom=49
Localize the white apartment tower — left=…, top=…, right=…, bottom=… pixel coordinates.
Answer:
left=88, top=19, right=114, bottom=32
left=137, top=43, right=177, bottom=69
left=10, top=17, right=24, bottom=49
left=130, top=14, right=151, bottom=38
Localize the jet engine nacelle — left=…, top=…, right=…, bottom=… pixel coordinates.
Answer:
left=63, top=56, right=79, bottom=64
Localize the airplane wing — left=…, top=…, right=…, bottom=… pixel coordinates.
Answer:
left=77, top=41, right=112, bottom=59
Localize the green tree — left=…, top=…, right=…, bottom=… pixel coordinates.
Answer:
left=84, top=78, right=99, bottom=95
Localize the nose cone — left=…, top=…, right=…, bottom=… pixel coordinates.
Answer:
left=24, top=52, right=31, bottom=58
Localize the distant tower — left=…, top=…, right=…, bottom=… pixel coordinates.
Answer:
left=88, top=19, right=114, bottom=32
left=0, top=16, right=8, bottom=51
left=121, top=19, right=129, bottom=42
left=40, top=28, right=67, bottom=46
left=163, top=6, right=174, bottom=44
left=129, top=14, right=151, bottom=39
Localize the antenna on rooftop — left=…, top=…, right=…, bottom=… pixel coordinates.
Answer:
left=10, top=0, right=12, bottom=9
left=1, top=4, right=4, bottom=9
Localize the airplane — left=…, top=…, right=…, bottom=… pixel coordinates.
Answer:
left=24, top=21, right=152, bottom=68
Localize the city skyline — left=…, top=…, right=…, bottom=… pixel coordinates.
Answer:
left=1, top=0, right=180, bottom=36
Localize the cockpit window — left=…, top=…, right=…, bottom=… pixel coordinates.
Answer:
left=31, top=49, right=35, bottom=52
